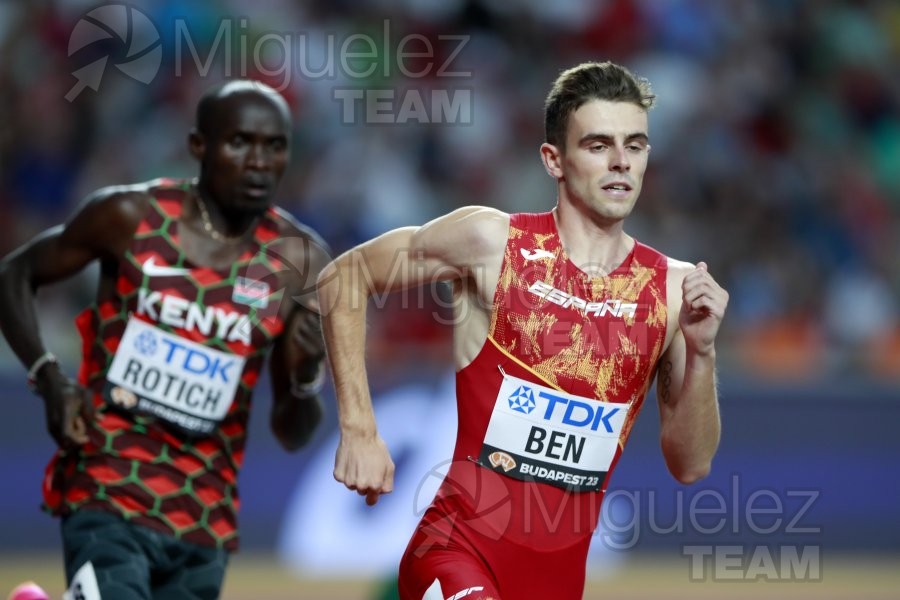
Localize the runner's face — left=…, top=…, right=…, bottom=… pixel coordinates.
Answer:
left=560, top=100, right=650, bottom=222
left=199, top=95, right=291, bottom=216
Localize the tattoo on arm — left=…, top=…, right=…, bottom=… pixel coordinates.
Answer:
left=660, top=360, right=673, bottom=404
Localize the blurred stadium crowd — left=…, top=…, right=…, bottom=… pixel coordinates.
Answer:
left=0, top=0, right=898, bottom=382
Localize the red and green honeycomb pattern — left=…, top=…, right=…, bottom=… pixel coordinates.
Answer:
left=43, top=179, right=289, bottom=550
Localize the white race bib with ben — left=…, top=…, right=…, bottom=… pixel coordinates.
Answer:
left=478, top=372, right=628, bottom=492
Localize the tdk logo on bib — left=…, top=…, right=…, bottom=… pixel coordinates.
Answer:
left=130, top=329, right=236, bottom=383
left=160, top=339, right=236, bottom=383
left=539, top=391, right=621, bottom=433
left=508, top=386, right=536, bottom=414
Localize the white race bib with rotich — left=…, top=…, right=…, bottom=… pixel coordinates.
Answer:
left=104, top=317, right=245, bottom=435
left=478, top=372, right=629, bottom=492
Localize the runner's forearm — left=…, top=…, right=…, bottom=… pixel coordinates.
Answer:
left=660, top=349, right=720, bottom=483
left=318, top=258, right=378, bottom=436
left=0, top=252, right=54, bottom=372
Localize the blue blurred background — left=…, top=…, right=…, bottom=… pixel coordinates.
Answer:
left=0, top=0, right=898, bottom=597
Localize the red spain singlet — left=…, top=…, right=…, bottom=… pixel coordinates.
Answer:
left=399, top=211, right=669, bottom=599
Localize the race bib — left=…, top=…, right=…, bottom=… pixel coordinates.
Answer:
left=478, top=372, right=629, bottom=492
left=104, top=318, right=245, bottom=435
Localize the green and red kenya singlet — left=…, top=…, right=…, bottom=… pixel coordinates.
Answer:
left=43, top=179, right=289, bottom=550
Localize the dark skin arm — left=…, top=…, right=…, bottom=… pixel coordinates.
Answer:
left=266, top=223, right=332, bottom=451
left=0, top=188, right=147, bottom=448
left=269, top=305, right=325, bottom=450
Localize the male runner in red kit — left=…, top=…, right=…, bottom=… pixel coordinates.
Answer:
left=318, top=62, right=728, bottom=599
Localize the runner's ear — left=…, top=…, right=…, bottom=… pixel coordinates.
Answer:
left=188, top=129, right=205, bottom=161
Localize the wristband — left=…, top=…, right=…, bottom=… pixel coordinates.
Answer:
left=290, top=364, right=326, bottom=398
left=27, top=351, right=58, bottom=392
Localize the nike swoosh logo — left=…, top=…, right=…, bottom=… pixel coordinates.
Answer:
left=521, top=248, right=556, bottom=261
left=142, top=257, right=191, bottom=277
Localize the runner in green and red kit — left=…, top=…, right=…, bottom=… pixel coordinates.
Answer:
left=0, top=81, right=330, bottom=599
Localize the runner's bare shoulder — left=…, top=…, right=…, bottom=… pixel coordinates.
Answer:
left=66, top=180, right=158, bottom=258
left=266, top=207, right=332, bottom=272
left=434, top=205, right=510, bottom=260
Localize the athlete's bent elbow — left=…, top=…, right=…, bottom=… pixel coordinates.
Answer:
left=672, top=463, right=711, bottom=485
left=316, top=257, right=365, bottom=310
left=316, top=261, right=339, bottom=296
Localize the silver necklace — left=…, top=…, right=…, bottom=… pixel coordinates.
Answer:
left=195, top=195, right=241, bottom=243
